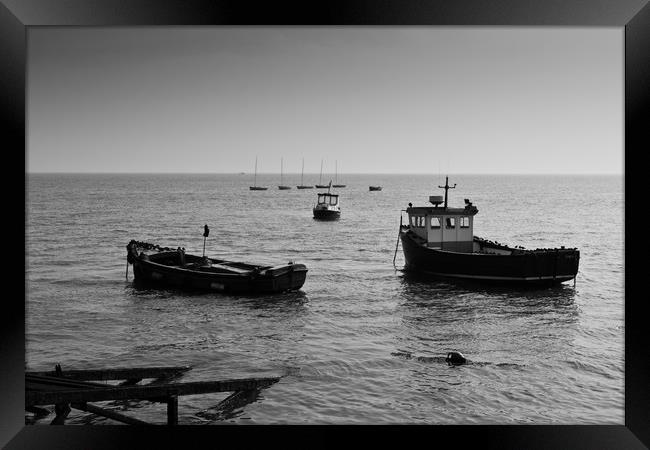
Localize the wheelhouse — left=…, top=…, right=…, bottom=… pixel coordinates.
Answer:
left=406, top=197, right=478, bottom=253
left=317, top=193, right=339, bottom=207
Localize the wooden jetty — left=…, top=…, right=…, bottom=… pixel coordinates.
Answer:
left=25, top=365, right=280, bottom=425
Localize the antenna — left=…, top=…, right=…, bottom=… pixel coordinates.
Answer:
left=438, top=176, right=456, bottom=209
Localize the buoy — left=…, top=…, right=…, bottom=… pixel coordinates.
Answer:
left=446, top=351, right=467, bottom=365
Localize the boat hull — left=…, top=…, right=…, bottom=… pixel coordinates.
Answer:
left=313, top=209, right=340, bottom=220
left=131, top=252, right=307, bottom=294
left=399, top=230, right=579, bottom=286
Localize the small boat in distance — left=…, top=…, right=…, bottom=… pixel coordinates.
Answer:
left=313, top=182, right=341, bottom=220
left=315, top=159, right=329, bottom=188
left=249, top=156, right=268, bottom=190
left=126, top=240, right=307, bottom=293
left=369, top=186, right=382, bottom=191
left=296, top=158, right=314, bottom=189
left=332, top=160, right=346, bottom=188
left=278, top=157, right=291, bottom=190
left=397, top=176, right=580, bottom=286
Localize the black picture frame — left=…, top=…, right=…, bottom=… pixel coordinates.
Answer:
left=3, top=0, right=648, bottom=448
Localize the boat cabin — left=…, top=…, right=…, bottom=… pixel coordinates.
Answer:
left=406, top=195, right=479, bottom=253
left=316, top=193, right=339, bottom=208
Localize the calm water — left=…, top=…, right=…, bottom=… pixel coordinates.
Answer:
left=25, top=173, right=624, bottom=424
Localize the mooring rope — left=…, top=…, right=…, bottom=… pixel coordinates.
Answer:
left=393, top=215, right=402, bottom=269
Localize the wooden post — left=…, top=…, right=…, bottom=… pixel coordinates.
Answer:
left=167, top=395, right=178, bottom=425
left=72, top=402, right=151, bottom=425
left=51, top=402, right=70, bottom=425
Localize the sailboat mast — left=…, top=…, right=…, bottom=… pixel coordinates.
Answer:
left=320, top=159, right=323, bottom=183
left=254, top=156, right=258, bottom=187
left=281, top=157, right=283, bottom=184
left=301, top=158, right=305, bottom=185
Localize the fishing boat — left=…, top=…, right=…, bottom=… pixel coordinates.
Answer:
left=369, top=186, right=382, bottom=191
left=296, top=158, right=313, bottom=189
left=278, top=157, right=291, bottom=190
left=126, top=240, right=308, bottom=293
left=315, top=159, right=329, bottom=188
left=397, top=176, right=580, bottom=286
left=313, top=182, right=341, bottom=220
left=332, top=160, right=346, bottom=188
left=249, top=156, right=268, bottom=190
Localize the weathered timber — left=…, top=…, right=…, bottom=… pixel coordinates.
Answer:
left=26, top=366, right=191, bottom=382
left=216, top=390, right=258, bottom=412
left=71, top=402, right=152, bottom=426
left=51, top=403, right=70, bottom=425
left=119, top=378, right=142, bottom=386
left=26, top=374, right=108, bottom=391
left=167, top=396, right=178, bottom=426
left=26, top=377, right=280, bottom=407
left=25, top=405, right=50, bottom=417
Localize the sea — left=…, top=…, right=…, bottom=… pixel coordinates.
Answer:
left=25, top=173, right=624, bottom=425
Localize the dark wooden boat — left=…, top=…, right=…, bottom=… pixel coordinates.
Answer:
left=369, top=186, right=382, bottom=191
left=126, top=240, right=307, bottom=293
left=313, top=185, right=340, bottom=220
left=398, top=177, right=579, bottom=286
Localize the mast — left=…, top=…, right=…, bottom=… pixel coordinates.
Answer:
left=438, top=176, right=456, bottom=209
left=281, top=157, right=283, bottom=184
left=301, top=158, right=305, bottom=185
left=335, top=160, right=338, bottom=183
left=320, top=159, right=323, bottom=183
left=254, top=156, right=258, bottom=187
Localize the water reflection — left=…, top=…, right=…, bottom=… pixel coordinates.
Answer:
left=398, top=271, right=577, bottom=311
left=393, top=271, right=580, bottom=368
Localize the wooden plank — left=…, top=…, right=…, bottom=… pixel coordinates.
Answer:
left=25, top=405, right=50, bottom=417
left=167, top=396, right=178, bottom=426
left=26, top=377, right=280, bottom=407
left=215, top=390, right=258, bottom=412
left=26, top=374, right=108, bottom=391
left=194, top=390, right=259, bottom=422
left=72, top=402, right=152, bottom=426
left=26, top=366, right=192, bottom=381
left=50, top=403, right=70, bottom=425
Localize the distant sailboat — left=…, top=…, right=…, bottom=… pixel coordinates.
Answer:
left=315, top=159, right=328, bottom=188
left=278, top=157, right=291, bottom=190
left=249, top=156, right=268, bottom=190
left=296, top=158, right=314, bottom=189
left=332, top=160, right=346, bottom=188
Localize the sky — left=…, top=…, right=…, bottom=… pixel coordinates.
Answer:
left=27, top=27, right=623, bottom=174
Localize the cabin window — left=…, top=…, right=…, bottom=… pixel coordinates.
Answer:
left=430, top=217, right=441, bottom=229
left=329, top=197, right=338, bottom=206
left=411, top=216, right=425, bottom=228
left=460, top=217, right=470, bottom=228
left=445, top=217, right=455, bottom=228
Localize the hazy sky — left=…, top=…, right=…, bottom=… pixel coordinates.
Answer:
left=27, top=27, right=623, bottom=174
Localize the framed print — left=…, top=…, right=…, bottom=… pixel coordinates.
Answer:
left=3, top=0, right=648, bottom=448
